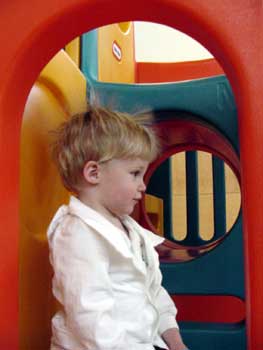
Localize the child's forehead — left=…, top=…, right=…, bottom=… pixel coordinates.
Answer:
left=113, top=157, right=149, bottom=168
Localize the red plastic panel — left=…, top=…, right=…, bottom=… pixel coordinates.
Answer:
left=136, top=58, right=224, bottom=83
left=0, top=1, right=262, bottom=349
left=172, top=295, right=245, bottom=323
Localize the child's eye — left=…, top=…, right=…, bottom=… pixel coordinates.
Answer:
left=131, top=171, right=140, bottom=177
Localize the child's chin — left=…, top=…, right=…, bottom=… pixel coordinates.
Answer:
left=119, top=203, right=137, bottom=216
left=124, top=207, right=134, bottom=216
left=116, top=208, right=133, bottom=217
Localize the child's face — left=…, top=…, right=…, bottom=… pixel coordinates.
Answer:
left=99, top=157, right=149, bottom=217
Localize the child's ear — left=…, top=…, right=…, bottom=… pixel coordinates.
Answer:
left=83, top=161, right=100, bottom=184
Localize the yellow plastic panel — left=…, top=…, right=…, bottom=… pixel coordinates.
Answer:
left=65, top=37, right=80, bottom=67
left=39, top=49, right=86, bottom=115
left=98, top=22, right=135, bottom=83
left=20, top=50, right=86, bottom=350
left=145, top=194, right=164, bottom=236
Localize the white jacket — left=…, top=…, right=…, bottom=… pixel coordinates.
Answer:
left=47, top=196, right=178, bottom=350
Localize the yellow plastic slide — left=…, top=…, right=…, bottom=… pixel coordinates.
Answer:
left=19, top=49, right=86, bottom=350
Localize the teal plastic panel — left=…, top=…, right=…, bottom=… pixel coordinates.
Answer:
left=161, top=214, right=244, bottom=298
left=185, top=151, right=200, bottom=245
left=81, top=30, right=98, bottom=81
left=180, top=321, right=246, bottom=350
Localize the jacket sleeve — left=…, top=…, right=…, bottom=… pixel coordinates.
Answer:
left=51, top=217, right=130, bottom=350
left=155, top=285, right=179, bottom=335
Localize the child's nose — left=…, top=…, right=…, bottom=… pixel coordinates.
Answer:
left=139, top=180, right=146, bottom=192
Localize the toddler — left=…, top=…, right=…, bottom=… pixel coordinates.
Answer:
left=47, top=106, right=189, bottom=350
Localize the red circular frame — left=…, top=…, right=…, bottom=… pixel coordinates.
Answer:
left=138, top=118, right=240, bottom=260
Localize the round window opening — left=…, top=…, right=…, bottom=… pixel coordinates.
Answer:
left=145, top=150, right=241, bottom=247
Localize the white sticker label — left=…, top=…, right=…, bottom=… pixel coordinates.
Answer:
left=112, top=41, right=122, bottom=61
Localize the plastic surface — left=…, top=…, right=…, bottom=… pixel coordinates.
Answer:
left=136, top=58, right=224, bottom=83
left=20, top=50, right=86, bottom=349
left=98, top=23, right=135, bottom=83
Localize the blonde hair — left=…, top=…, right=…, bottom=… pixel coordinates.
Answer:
left=51, top=106, right=160, bottom=192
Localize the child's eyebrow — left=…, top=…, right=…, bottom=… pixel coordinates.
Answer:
left=132, top=165, right=146, bottom=169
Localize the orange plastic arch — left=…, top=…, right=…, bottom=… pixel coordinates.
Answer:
left=0, top=1, right=262, bottom=350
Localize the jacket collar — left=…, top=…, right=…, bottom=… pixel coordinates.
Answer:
left=68, top=196, right=133, bottom=258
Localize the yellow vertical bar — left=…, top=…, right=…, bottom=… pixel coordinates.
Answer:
left=198, top=151, right=214, bottom=240
left=172, top=152, right=187, bottom=240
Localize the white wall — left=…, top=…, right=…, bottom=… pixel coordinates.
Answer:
left=134, top=22, right=213, bottom=63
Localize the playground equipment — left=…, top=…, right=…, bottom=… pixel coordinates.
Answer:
left=0, top=1, right=263, bottom=350
left=81, top=28, right=244, bottom=350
